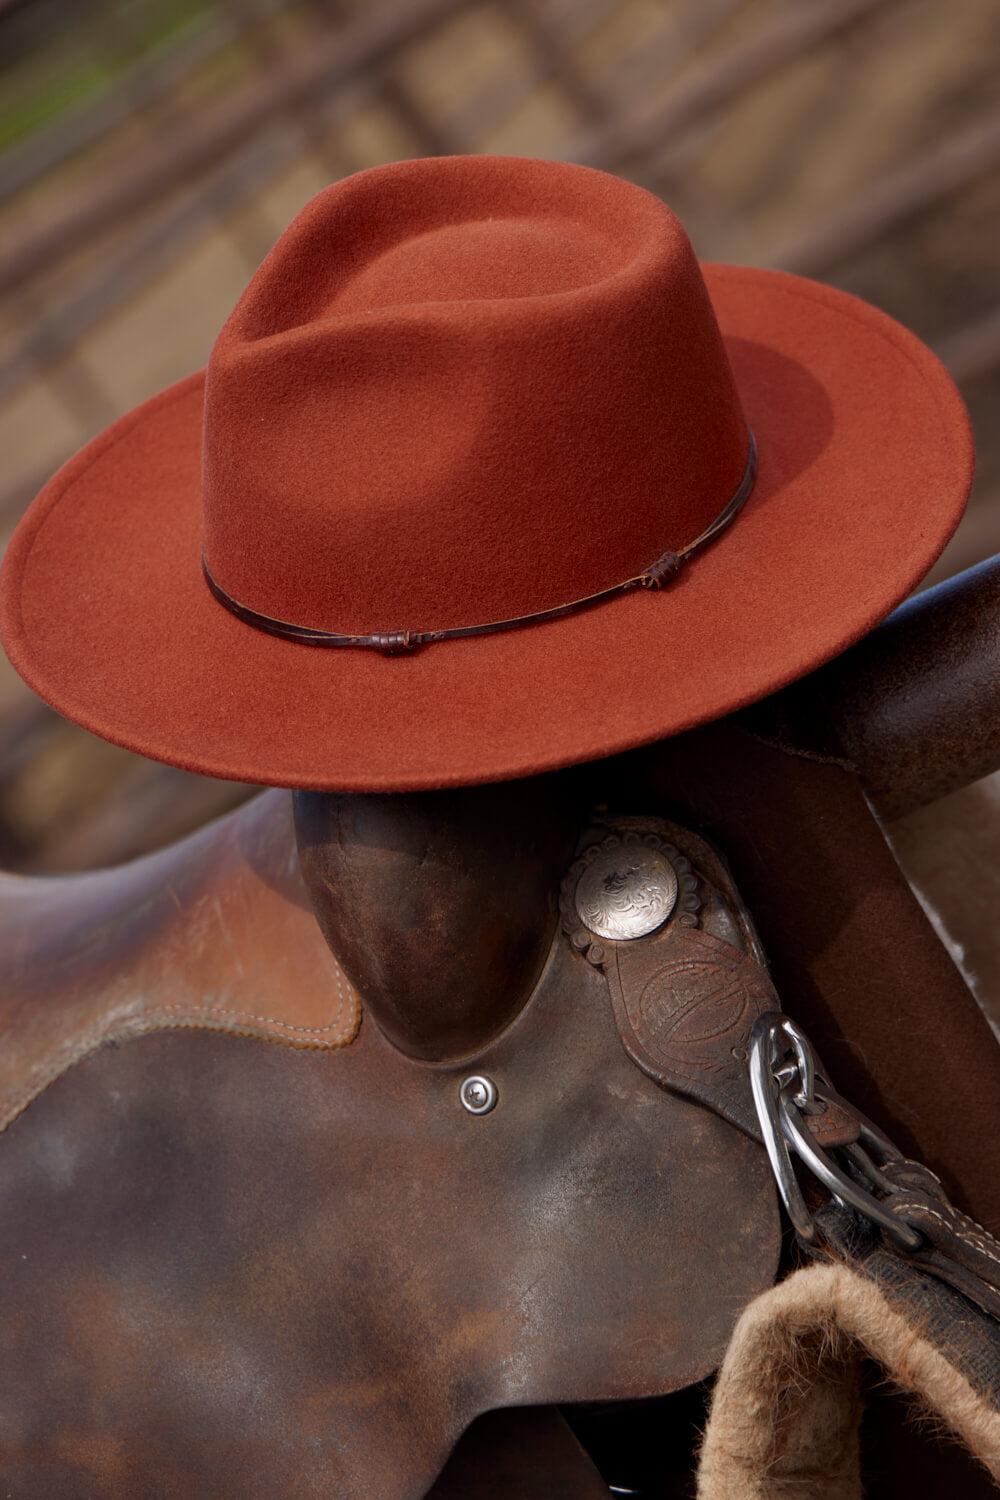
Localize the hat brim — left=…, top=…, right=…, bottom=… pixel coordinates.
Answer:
left=0, top=267, right=972, bottom=792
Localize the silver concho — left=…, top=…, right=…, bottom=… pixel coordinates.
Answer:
left=574, top=844, right=678, bottom=941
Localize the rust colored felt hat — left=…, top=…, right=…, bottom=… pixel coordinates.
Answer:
left=0, top=156, right=973, bottom=791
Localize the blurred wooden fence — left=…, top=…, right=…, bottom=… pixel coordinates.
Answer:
left=2, top=0, right=1000, bottom=870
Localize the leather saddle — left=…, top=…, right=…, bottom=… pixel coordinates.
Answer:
left=4, top=561, right=1000, bottom=1496
left=0, top=771, right=786, bottom=1497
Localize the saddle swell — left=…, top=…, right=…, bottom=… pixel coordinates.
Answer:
left=0, top=787, right=779, bottom=1498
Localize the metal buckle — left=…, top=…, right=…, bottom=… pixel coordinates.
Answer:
left=748, top=1013, right=923, bottom=1252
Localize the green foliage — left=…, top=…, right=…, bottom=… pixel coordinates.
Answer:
left=0, top=0, right=216, bottom=152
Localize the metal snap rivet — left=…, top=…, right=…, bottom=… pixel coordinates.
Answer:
left=460, top=1075, right=498, bottom=1115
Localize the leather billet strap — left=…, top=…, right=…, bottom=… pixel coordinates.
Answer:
left=204, top=429, right=757, bottom=655
left=560, top=812, right=780, bottom=1142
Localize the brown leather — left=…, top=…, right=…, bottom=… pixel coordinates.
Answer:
left=822, top=553, right=1000, bottom=818
left=806, top=1095, right=861, bottom=1149
left=294, top=779, right=578, bottom=1061
left=0, top=792, right=778, bottom=1498
left=1, top=715, right=997, bottom=1496
left=744, top=553, right=1000, bottom=820
left=878, top=1160, right=1000, bottom=1325
left=574, top=815, right=780, bottom=1141
left=0, top=789, right=358, bottom=1131
left=612, top=924, right=777, bottom=1140
left=601, top=722, right=1000, bottom=1239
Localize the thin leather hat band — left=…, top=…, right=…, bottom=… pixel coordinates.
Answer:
left=204, top=430, right=757, bottom=656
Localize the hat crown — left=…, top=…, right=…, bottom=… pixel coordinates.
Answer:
left=202, top=156, right=749, bottom=637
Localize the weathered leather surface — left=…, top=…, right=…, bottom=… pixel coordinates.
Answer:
left=4, top=717, right=994, bottom=1496
left=611, top=924, right=778, bottom=1140
left=605, top=723, right=1000, bottom=1241
left=0, top=868, right=777, bottom=1497
left=561, top=814, right=780, bottom=1142
left=295, top=779, right=579, bottom=1061
left=0, top=789, right=358, bottom=1130
left=596, top=724, right=1000, bottom=1498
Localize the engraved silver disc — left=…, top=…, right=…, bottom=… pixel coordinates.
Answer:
left=574, top=844, right=678, bottom=941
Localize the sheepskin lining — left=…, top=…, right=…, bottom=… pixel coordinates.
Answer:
left=697, top=1261, right=1000, bottom=1498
